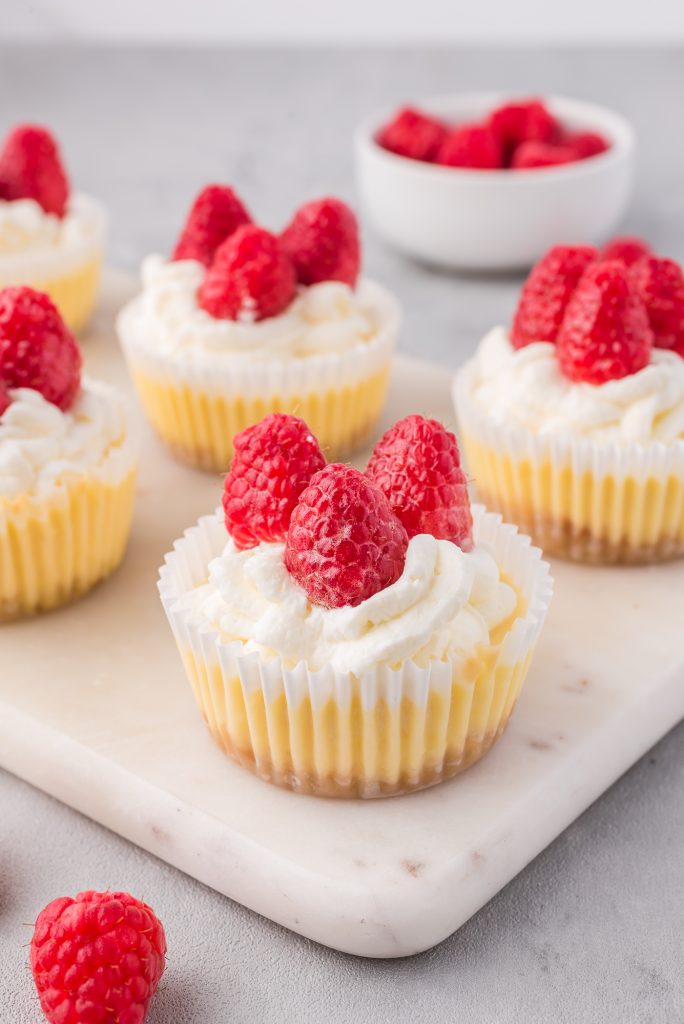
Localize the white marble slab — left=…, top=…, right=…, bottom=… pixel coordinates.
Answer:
left=1, top=271, right=683, bottom=958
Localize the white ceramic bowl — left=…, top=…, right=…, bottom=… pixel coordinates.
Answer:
left=355, top=93, right=636, bottom=271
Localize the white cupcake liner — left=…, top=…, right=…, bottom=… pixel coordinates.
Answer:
left=454, top=361, right=684, bottom=563
left=158, top=505, right=553, bottom=798
left=117, top=277, right=399, bottom=400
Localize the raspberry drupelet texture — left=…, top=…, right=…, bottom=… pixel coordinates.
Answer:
left=366, top=414, right=473, bottom=550
left=280, top=197, right=360, bottom=287
left=198, top=224, right=296, bottom=322
left=0, top=378, right=10, bottom=416
left=601, top=236, right=652, bottom=267
left=285, top=463, right=409, bottom=609
left=377, top=106, right=448, bottom=162
left=223, top=414, right=327, bottom=549
left=171, top=184, right=251, bottom=266
left=511, top=244, right=598, bottom=348
left=629, top=256, right=684, bottom=356
left=0, top=124, right=69, bottom=217
left=0, top=286, right=81, bottom=410
left=488, top=99, right=560, bottom=160
left=556, top=260, right=653, bottom=384
left=436, top=123, right=502, bottom=169
left=30, top=890, right=166, bottom=1024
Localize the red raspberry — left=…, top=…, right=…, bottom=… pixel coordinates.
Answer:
left=377, top=106, right=448, bottom=162
left=0, top=124, right=69, bottom=217
left=556, top=260, right=653, bottom=383
left=511, top=141, right=577, bottom=169
left=489, top=99, right=560, bottom=162
left=223, top=414, right=326, bottom=549
left=171, top=184, right=251, bottom=266
left=280, top=197, right=360, bottom=288
left=629, top=256, right=684, bottom=356
left=565, top=131, right=609, bottom=160
left=30, top=889, right=166, bottom=1024
left=0, top=286, right=81, bottom=409
left=366, top=415, right=472, bottom=550
left=0, top=378, right=10, bottom=416
left=198, top=225, right=296, bottom=322
left=601, top=236, right=652, bottom=266
left=511, top=244, right=598, bottom=348
left=436, top=123, right=503, bottom=169
left=285, top=464, right=409, bottom=609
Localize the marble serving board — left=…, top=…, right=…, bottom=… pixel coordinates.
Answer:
left=2, top=271, right=684, bottom=959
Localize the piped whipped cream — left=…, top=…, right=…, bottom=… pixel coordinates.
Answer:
left=0, top=379, right=134, bottom=499
left=121, top=255, right=394, bottom=364
left=184, top=531, right=517, bottom=675
left=468, top=327, right=684, bottom=445
left=0, top=193, right=105, bottom=279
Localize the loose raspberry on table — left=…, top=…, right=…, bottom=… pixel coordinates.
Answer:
left=511, top=244, right=598, bottom=348
left=223, top=414, right=326, bottom=549
left=285, top=463, right=409, bottom=609
left=0, top=378, right=10, bottom=416
left=436, top=123, right=503, bottom=169
left=556, top=260, right=653, bottom=383
left=489, top=99, right=560, bottom=161
left=377, top=106, right=448, bottom=162
left=30, top=889, right=166, bottom=1024
left=629, top=255, right=684, bottom=357
left=510, top=141, right=576, bottom=169
left=0, top=286, right=81, bottom=410
left=280, top=197, right=360, bottom=287
left=198, top=224, right=296, bottom=322
left=601, top=236, right=652, bottom=266
left=0, top=124, right=69, bottom=217
left=366, top=414, right=473, bottom=550
left=171, top=184, right=251, bottom=266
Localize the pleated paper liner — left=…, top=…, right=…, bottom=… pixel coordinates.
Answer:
left=454, top=363, right=684, bottom=565
left=118, top=278, right=399, bottom=470
left=158, top=505, right=553, bottom=799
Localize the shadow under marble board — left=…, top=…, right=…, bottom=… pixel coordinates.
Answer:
left=1, top=271, right=683, bottom=958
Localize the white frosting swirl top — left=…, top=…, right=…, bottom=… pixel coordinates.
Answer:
left=0, top=379, right=134, bottom=499
left=184, top=532, right=517, bottom=675
left=0, top=193, right=105, bottom=278
left=468, top=327, right=684, bottom=445
left=120, top=255, right=393, bottom=363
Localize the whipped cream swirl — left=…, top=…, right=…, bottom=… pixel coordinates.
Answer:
left=0, top=379, right=134, bottom=499
left=0, top=193, right=105, bottom=278
left=121, top=255, right=393, bottom=363
left=184, top=532, right=517, bottom=675
left=468, top=327, right=684, bottom=445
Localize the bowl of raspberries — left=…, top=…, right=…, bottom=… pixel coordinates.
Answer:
left=355, top=93, right=634, bottom=271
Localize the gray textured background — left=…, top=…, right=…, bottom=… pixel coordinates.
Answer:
left=2, top=46, right=684, bottom=1023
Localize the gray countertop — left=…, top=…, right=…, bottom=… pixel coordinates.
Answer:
left=2, top=44, right=684, bottom=1024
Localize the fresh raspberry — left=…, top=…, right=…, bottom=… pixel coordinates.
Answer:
left=0, top=286, right=81, bottom=409
left=366, top=415, right=473, bottom=550
left=511, top=244, right=598, bottom=348
left=279, top=197, right=360, bottom=287
left=285, top=464, right=408, bottom=609
left=436, top=123, right=503, bottom=169
left=198, top=225, right=296, bottom=322
left=489, top=99, right=560, bottom=162
left=377, top=106, right=448, bottom=162
left=601, top=236, right=652, bottom=266
left=629, top=256, right=684, bottom=356
left=556, top=260, right=653, bottom=383
left=30, top=889, right=166, bottom=1024
left=511, top=142, right=577, bottom=169
left=0, top=124, right=69, bottom=217
left=171, top=184, right=251, bottom=266
left=0, top=378, right=10, bottom=416
left=223, top=414, right=326, bottom=549
left=565, top=131, right=609, bottom=160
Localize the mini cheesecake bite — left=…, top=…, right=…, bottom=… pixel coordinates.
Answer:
left=118, top=185, right=399, bottom=471
left=159, top=413, right=551, bottom=798
left=0, top=286, right=136, bottom=619
left=454, top=239, right=684, bottom=563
